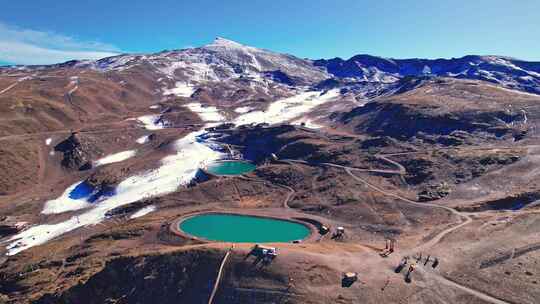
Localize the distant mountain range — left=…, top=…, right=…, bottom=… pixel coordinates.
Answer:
left=315, top=54, right=540, bottom=94
left=3, top=37, right=540, bottom=95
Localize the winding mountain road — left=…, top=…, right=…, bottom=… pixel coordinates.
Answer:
left=342, top=167, right=473, bottom=252
left=278, top=158, right=515, bottom=304
left=282, top=158, right=471, bottom=250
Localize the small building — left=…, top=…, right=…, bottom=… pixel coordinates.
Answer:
left=332, top=226, right=346, bottom=240
left=252, top=244, right=277, bottom=257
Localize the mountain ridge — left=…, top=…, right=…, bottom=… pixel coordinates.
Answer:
left=2, top=37, right=539, bottom=95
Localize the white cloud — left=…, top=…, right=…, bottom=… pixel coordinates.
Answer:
left=0, top=22, right=121, bottom=65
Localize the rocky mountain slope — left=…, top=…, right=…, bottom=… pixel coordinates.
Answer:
left=1, top=38, right=540, bottom=304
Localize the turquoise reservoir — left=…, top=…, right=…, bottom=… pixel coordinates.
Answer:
left=179, top=214, right=310, bottom=243
left=206, top=160, right=256, bottom=176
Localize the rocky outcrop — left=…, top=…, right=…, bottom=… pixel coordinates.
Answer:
left=218, top=125, right=297, bottom=162
left=54, top=132, right=92, bottom=171
left=105, top=198, right=156, bottom=217
left=263, top=70, right=296, bottom=86
left=86, top=167, right=121, bottom=189
left=0, top=225, right=19, bottom=238
left=79, top=168, right=122, bottom=202
left=418, top=183, right=451, bottom=202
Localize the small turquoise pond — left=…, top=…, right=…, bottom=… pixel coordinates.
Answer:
left=179, top=214, right=310, bottom=243
left=206, top=160, right=256, bottom=176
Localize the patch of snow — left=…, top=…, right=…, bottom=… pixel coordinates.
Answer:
left=478, top=70, right=500, bottom=82
left=136, top=135, right=150, bottom=144
left=45, top=138, right=52, bottom=146
left=234, top=106, right=252, bottom=114
left=41, top=182, right=93, bottom=215
left=485, top=56, right=527, bottom=73
left=185, top=103, right=225, bottom=122
left=137, top=114, right=167, bottom=130
left=67, top=76, right=79, bottom=95
left=6, top=129, right=224, bottom=255
left=14, top=222, right=28, bottom=229
left=204, top=37, right=266, bottom=73
left=163, top=82, right=195, bottom=97
left=207, top=37, right=248, bottom=49
left=49, top=151, right=55, bottom=156
left=94, top=150, right=137, bottom=167
left=234, top=89, right=340, bottom=126
left=149, top=105, right=160, bottom=109
left=156, top=60, right=220, bottom=83
left=130, top=205, right=157, bottom=219
left=292, top=118, right=324, bottom=129
left=528, top=71, right=540, bottom=78
left=95, top=55, right=138, bottom=71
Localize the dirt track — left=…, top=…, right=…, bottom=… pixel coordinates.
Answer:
left=208, top=246, right=233, bottom=304
left=279, top=157, right=520, bottom=304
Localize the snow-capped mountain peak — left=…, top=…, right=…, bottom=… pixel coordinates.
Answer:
left=207, top=37, right=247, bottom=49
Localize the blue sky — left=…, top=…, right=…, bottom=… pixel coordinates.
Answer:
left=1, top=0, right=539, bottom=65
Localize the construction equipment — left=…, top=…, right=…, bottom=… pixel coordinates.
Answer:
left=380, top=238, right=396, bottom=257
left=395, top=256, right=408, bottom=273
left=245, top=244, right=278, bottom=266
left=258, top=244, right=276, bottom=254
left=319, top=225, right=330, bottom=235
left=332, top=226, right=345, bottom=240
left=344, top=272, right=357, bottom=281
left=248, top=244, right=277, bottom=258
left=432, top=257, right=439, bottom=268
left=405, top=263, right=416, bottom=283
left=342, top=272, right=358, bottom=287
